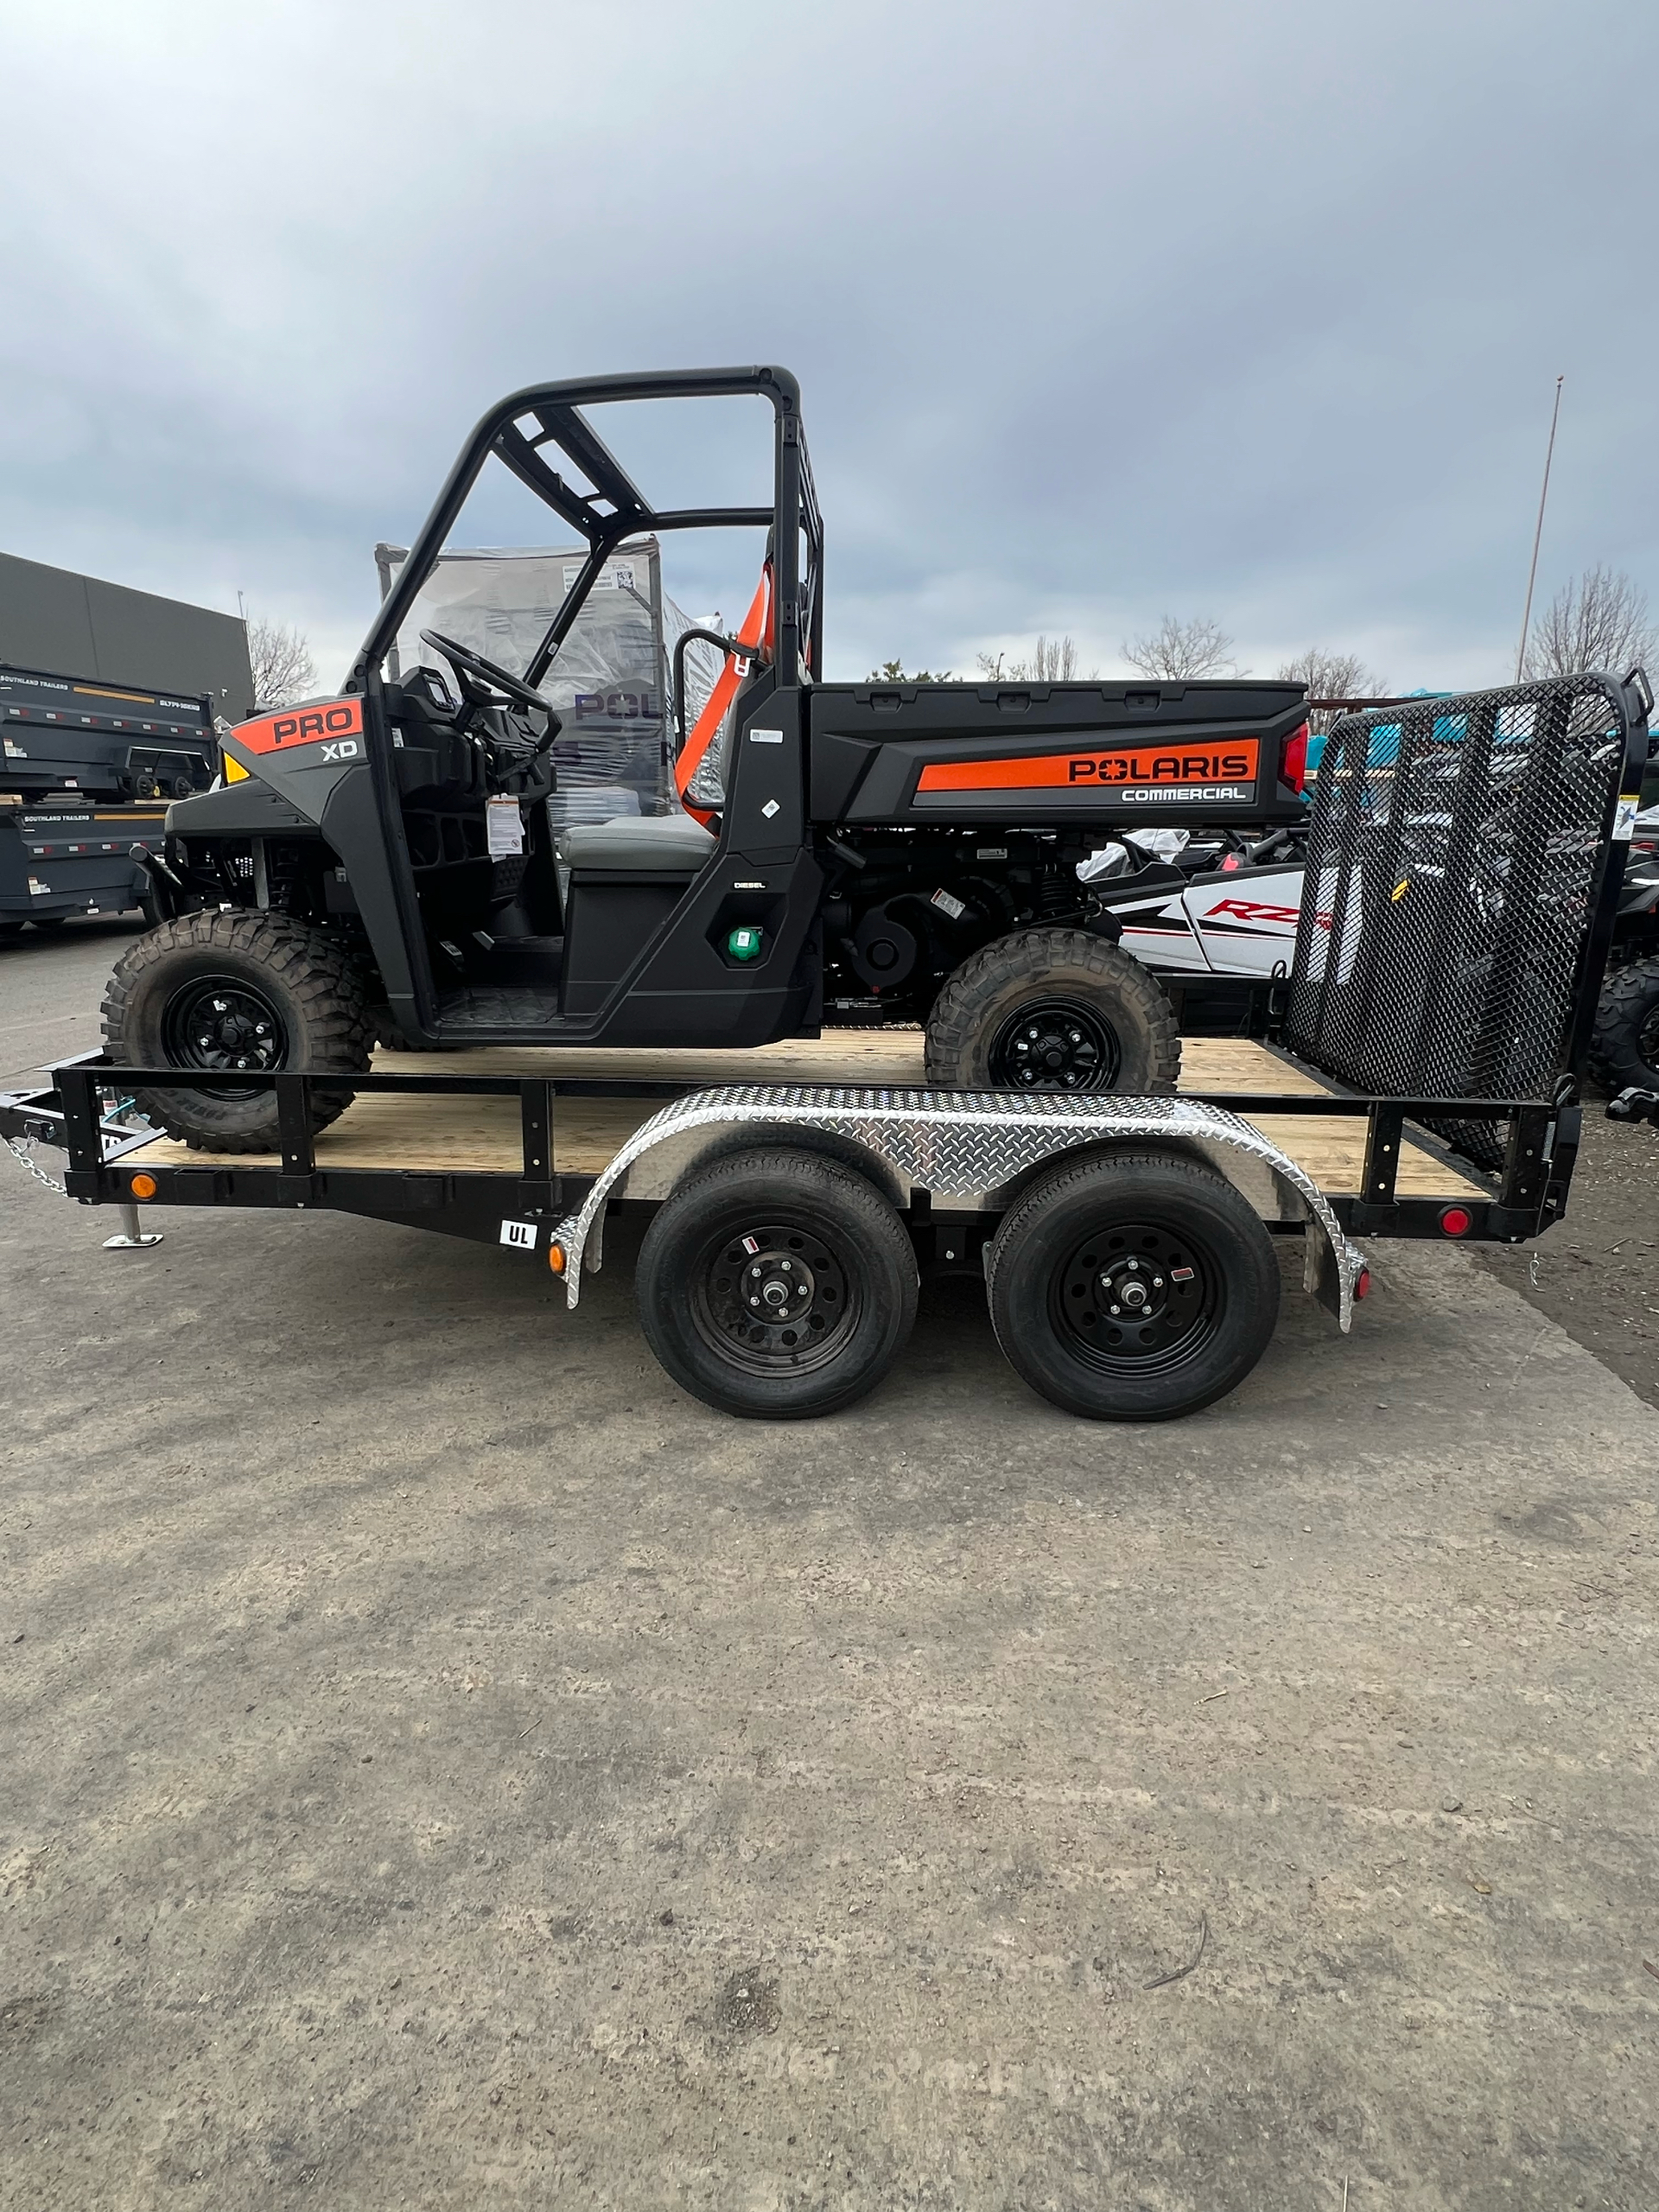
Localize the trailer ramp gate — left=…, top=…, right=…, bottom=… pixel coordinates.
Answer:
left=1286, top=673, right=1642, bottom=1166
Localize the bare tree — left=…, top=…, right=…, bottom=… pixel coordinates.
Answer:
left=1522, top=566, right=1657, bottom=681
left=974, top=634, right=1093, bottom=683
left=867, top=658, right=952, bottom=682
left=1275, top=647, right=1389, bottom=734
left=246, top=616, right=318, bottom=709
left=1122, top=615, right=1239, bottom=680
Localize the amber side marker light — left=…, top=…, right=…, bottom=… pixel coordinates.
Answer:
left=129, top=1173, right=158, bottom=1200
left=1439, top=1205, right=1472, bottom=1237
left=547, top=1243, right=566, bottom=1275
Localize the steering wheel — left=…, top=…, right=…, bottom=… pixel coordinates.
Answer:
left=419, top=629, right=560, bottom=734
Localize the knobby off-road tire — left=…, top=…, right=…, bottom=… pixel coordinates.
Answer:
left=987, top=1149, right=1280, bottom=1420
left=925, top=927, right=1181, bottom=1094
left=635, top=1147, right=919, bottom=1419
left=1588, top=954, right=1659, bottom=1096
left=101, top=910, right=372, bottom=1152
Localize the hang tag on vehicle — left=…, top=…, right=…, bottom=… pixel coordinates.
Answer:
left=486, top=796, right=524, bottom=856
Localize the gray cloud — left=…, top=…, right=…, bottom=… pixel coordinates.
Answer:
left=2, top=0, right=1654, bottom=694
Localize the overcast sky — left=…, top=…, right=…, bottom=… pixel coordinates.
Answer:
left=3, top=0, right=1655, bottom=694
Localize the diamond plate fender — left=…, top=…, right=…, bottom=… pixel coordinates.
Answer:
left=550, top=1086, right=1367, bottom=1328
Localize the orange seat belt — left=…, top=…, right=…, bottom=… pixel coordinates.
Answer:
left=674, top=567, right=772, bottom=821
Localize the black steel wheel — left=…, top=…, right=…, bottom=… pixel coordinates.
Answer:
left=636, top=1148, right=918, bottom=1418
left=988, top=996, right=1121, bottom=1091
left=690, top=1218, right=860, bottom=1377
left=1051, top=1217, right=1221, bottom=1372
left=988, top=1148, right=1280, bottom=1420
left=101, top=910, right=372, bottom=1153
left=925, top=927, right=1179, bottom=1093
left=161, top=973, right=289, bottom=1091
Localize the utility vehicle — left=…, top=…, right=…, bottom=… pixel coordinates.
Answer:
left=105, top=366, right=1316, bottom=1153
left=9, top=663, right=1649, bottom=1421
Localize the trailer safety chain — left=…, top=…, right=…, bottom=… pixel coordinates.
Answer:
left=3, top=1133, right=68, bottom=1198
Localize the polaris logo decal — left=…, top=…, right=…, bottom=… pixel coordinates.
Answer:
left=917, top=740, right=1260, bottom=796
left=232, top=697, right=365, bottom=757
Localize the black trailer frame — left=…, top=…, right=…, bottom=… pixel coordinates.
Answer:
left=0, top=1047, right=1586, bottom=1256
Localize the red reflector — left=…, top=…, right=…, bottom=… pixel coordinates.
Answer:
left=1281, top=721, right=1310, bottom=796
left=1440, top=1205, right=1472, bottom=1237
left=1354, top=1268, right=1371, bottom=1300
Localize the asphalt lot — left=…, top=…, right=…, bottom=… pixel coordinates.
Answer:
left=3, top=919, right=1658, bottom=2210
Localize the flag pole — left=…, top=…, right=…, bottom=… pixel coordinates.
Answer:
left=1516, top=375, right=1564, bottom=682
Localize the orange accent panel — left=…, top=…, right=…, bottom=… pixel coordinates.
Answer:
left=232, top=697, right=365, bottom=755
left=674, top=569, right=772, bottom=820
left=916, top=740, right=1260, bottom=792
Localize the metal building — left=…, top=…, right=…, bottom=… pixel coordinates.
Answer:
left=0, top=550, right=254, bottom=719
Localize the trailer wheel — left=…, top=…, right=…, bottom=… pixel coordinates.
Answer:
left=925, top=928, right=1180, bottom=1093
left=987, top=1149, right=1279, bottom=1420
left=1588, top=954, right=1659, bottom=1096
left=101, top=910, right=372, bottom=1153
left=635, top=1148, right=919, bottom=1419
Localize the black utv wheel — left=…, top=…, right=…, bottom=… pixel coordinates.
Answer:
left=1589, top=955, right=1659, bottom=1096
left=925, top=927, right=1181, bottom=1093
left=987, top=1149, right=1280, bottom=1420
left=635, top=1148, right=919, bottom=1419
left=101, top=911, right=372, bottom=1153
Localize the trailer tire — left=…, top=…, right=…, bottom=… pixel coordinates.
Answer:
left=1588, top=954, right=1659, bottom=1096
left=987, top=1148, right=1279, bottom=1420
left=925, top=927, right=1180, bottom=1093
left=101, top=910, right=372, bottom=1152
left=635, top=1147, right=919, bottom=1419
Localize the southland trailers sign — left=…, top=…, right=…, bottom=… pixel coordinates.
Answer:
left=373, top=539, right=718, bottom=824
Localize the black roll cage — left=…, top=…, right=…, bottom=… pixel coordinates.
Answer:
left=346, top=365, right=825, bottom=699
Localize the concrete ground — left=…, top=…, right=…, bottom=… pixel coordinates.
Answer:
left=3, top=921, right=1657, bottom=2210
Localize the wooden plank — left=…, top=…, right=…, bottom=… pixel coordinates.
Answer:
left=125, top=1031, right=1483, bottom=1196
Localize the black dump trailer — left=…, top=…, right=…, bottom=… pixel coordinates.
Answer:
left=0, top=663, right=216, bottom=933
left=3, top=669, right=1653, bottom=1422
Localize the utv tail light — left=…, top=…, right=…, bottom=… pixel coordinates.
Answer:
left=1281, top=721, right=1310, bottom=796
left=1439, top=1205, right=1472, bottom=1237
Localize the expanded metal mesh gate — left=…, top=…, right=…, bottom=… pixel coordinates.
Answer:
left=1285, top=676, right=1637, bottom=1159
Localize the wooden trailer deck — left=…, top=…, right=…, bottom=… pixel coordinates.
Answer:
left=130, top=1034, right=1487, bottom=1201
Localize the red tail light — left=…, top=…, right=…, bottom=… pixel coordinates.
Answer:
left=1439, top=1205, right=1472, bottom=1237
left=1281, top=721, right=1310, bottom=796
left=1354, top=1267, right=1371, bottom=1300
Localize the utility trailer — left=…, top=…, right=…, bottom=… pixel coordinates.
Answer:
left=0, top=662, right=216, bottom=933
left=3, top=670, right=1649, bottom=1419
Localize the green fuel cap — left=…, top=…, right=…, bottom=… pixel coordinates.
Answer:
left=726, top=925, right=763, bottom=962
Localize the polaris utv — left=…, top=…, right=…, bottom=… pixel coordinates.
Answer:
left=106, top=366, right=1313, bottom=1153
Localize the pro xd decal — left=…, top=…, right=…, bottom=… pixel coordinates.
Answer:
left=231, top=698, right=365, bottom=761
